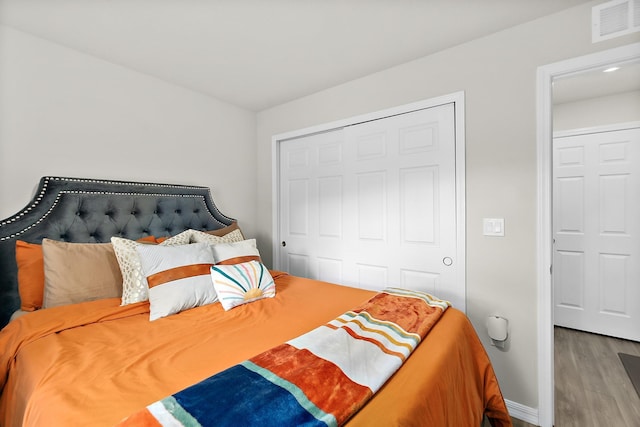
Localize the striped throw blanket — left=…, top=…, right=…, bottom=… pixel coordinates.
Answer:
left=118, top=288, right=450, bottom=427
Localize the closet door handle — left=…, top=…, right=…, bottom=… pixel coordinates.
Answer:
left=281, top=241, right=287, bottom=247
left=443, top=257, right=453, bottom=266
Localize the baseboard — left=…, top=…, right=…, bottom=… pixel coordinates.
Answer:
left=506, top=399, right=539, bottom=426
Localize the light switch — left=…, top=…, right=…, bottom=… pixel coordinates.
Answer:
left=483, top=218, right=505, bottom=237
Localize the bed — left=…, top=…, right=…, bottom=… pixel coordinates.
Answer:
left=0, top=176, right=511, bottom=426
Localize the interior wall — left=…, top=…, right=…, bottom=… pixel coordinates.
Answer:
left=554, top=90, right=640, bottom=131
left=255, top=1, right=640, bottom=412
left=0, top=25, right=258, bottom=238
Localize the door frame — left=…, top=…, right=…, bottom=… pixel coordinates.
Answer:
left=536, top=42, right=640, bottom=427
left=554, top=121, right=640, bottom=140
left=272, top=91, right=467, bottom=311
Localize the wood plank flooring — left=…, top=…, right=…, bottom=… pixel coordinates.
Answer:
left=484, top=326, right=640, bottom=427
left=554, top=326, right=640, bottom=427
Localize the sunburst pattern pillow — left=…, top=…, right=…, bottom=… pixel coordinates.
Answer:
left=210, top=260, right=276, bottom=311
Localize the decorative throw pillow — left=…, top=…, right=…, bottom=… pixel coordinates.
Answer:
left=190, top=228, right=245, bottom=245
left=42, top=239, right=123, bottom=308
left=136, top=242, right=217, bottom=321
left=111, top=237, right=159, bottom=305
left=210, top=239, right=261, bottom=265
left=113, top=229, right=245, bottom=306
left=211, top=260, right=276, bottom=311
left=15, top=240, right=45, bottom=311
left=155, top=224, right=244, bottom=244
left=112, top=231, right=193, bottom=306
left=154, top=229, right=195, bottom=244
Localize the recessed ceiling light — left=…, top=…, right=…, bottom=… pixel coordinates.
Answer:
left=603, top=67, right=620, bottom=73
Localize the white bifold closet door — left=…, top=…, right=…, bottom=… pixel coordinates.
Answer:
left=278, top=103, right=463, bottom=309
left=553, top=127, right=640, bottom=341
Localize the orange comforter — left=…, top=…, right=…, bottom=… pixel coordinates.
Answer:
left=0, top=272, right=511, bottom=426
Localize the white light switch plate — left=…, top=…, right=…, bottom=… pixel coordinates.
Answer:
left=483, top=218, right=505, bottom=237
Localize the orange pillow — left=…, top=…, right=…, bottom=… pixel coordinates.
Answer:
left=15, top=236, right=157, bottom=312
left=16, top=241, right=45, bottom=311
left=137, top=236, right=157, bottom=243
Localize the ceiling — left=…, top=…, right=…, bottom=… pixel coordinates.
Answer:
left=553, top=61, right=640, bottom=104
left=0, top=0, right=595, bottom=111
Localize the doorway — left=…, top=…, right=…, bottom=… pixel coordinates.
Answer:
left=537, top=42, right=640, bottom=427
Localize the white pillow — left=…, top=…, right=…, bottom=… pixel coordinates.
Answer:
left=211, top=239, right=261, bottom=265
left=136, top=242, right=217, bottom=321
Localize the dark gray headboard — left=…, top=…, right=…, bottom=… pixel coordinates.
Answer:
left=0, top=176, right=235, bottom=329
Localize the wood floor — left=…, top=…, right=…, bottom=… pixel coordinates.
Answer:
left=484, top=327, right=640, bottom=427
left=554, top=326, right=640, bottom=427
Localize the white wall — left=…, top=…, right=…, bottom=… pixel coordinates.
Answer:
left=554, top=90, right=640, bottom=131
left=255, top=1, right=640, bottom=415
left=0, top=25, right=258, bottom=238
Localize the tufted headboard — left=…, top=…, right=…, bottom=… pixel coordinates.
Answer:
left=0, top=176, right=236, bottom=329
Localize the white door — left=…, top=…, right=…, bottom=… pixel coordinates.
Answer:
left=553, top=127, right=640, bottom=341
left=278, top=103, right=463, bottom=309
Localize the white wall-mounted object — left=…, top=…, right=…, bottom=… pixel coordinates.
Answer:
left=592, top=0, right=640, bottom=43
left=488, top=316, right=509, bottom=348
left=483, top=218, right=505, bottom=237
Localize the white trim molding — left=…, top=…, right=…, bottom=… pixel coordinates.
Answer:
left=553, top=121, right=640, bottom=139
left=536, top=42, right=640, bottom=427
left=506, top=400, right=538, bottom=425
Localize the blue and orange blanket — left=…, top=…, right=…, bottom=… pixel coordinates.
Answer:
left=118, top=288, right=450, bottom=427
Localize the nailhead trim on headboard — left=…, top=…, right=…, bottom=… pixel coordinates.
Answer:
left=0, top=181, right=49, bottom=227
left=0, top=192, right=225, bottom=241
left=0, top=176, right=233, bottom=229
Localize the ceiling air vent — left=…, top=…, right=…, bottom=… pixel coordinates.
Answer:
left=592, top=0, right=640, bottom=42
